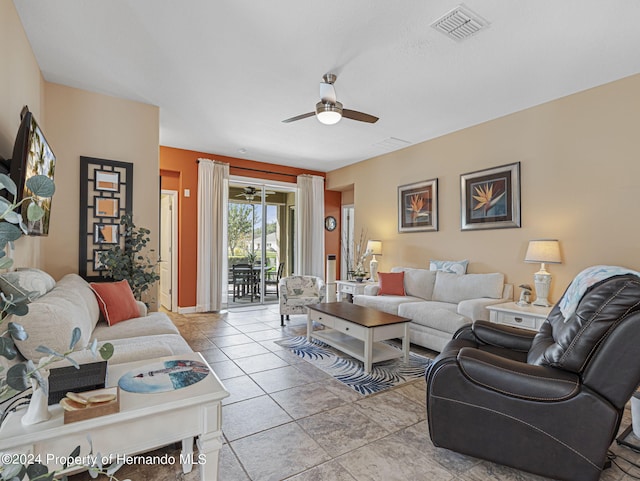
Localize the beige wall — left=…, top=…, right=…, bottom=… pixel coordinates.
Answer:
left=42, top=83, right=160, bottom=296
left=0, top=0, right=46, bottom=267
left=327, top=74, right=640, bottom=303
left=0, top=2, right=160, bottom=304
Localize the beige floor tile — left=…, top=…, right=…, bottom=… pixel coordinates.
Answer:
left=354, top=389, right=425, bottom=432
left=336, top=434, right=454, bottom=481
left=231, top=422, right=331, bottom=480
left=270, top=382, right=347, bottom=419
left=249, top=365, right=314, bottom=393
left=220, top=342, right=272, bottom=360
left=221, top=375, right=266, bottom=405
left=234, top=352, right=290, bottom=374
left=297, top=404, right=389, bottom=457
left=222, top=395, right=292, bottom=441
left=286, top=459, right=358, bottom=481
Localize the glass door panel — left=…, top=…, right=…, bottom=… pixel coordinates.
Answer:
left=228, top=181, right=294, bottom=307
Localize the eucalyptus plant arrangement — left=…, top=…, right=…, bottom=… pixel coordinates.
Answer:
left=98, top=213, right=160, bottom=305
left=0, top=173, right=123, bottom=481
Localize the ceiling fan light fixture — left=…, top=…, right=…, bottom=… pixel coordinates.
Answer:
left=316, top=101, right=343, bottom=125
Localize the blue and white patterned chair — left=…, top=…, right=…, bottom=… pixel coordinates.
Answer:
left=278, top=275, right=325, bottom=326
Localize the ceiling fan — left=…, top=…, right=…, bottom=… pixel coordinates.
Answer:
left=236, top=186, right=275, bottom=201
left=282, top=74, right=379, bottom=125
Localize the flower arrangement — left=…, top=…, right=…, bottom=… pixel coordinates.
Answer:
left=343, top=228, right=370, bottom=280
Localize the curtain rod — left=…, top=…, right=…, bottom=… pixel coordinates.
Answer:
left=196, top=159, right=299, bottom=178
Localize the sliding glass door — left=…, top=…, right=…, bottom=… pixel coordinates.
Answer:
left=227, top=179, right=295, bottom=307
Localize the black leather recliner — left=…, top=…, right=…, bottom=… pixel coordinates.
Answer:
left=426, top=274, right=640, bottom=481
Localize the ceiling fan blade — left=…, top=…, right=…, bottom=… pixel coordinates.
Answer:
left=319, top=82, right=337, bottom=104
left=342, top=109, right=379, bottom=124
left=282, top=112, right=315, bottom=123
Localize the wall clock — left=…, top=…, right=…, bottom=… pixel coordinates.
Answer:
left=324, top=216, right=337, bottom=231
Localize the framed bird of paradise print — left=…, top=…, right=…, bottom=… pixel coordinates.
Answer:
left=460, top=162, right=521, bottom=230
left=398, top=178, right=438, bottom=232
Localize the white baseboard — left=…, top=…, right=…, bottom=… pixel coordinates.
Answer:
left=177, top=306, right=197, bottom=314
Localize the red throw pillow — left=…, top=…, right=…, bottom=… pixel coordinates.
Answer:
left=378, top=272, right=406, bottom=296
left=90, top=280, right=140, bottom=326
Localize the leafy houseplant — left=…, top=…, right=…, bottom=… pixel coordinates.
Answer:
left=0, top=173, right=121, bottom=480
left=98, top=213, right=160, bottom=305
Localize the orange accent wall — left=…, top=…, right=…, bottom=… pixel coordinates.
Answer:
left=324, top=190, right=342, bottom=280
left=159, top=146, right=335, bottom=309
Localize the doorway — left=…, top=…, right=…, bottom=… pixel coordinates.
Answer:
left=341, top=205, right=355, bottom=279
left=227, top=179, right=295, bottom=307
left=160, top=190, right=178, bottom=311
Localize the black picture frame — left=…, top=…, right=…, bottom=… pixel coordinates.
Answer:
left=94, top=196, right=120, bottom=218
left=93, top=223, right=119, bottom=244
left=93, top=250, right=107, bottom=271
left=94, top=170, right=120, bottom=192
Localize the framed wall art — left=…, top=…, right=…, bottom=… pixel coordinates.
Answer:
left=95, top=170, right=120, bottom=192
left=398, top=178, right=438, bottom=233
left=94, top=197, right=120, bottom=218
left=460, top=162, right=521, bottom=231
left=94, top=223, right=119, bottom=244
left=80, top=156, right=133, bottom=281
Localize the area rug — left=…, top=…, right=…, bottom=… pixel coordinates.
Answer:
left=276, top=336, right=432, bottom=396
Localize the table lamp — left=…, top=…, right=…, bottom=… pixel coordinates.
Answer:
left=366, top=240, right=382, bottom=282
left=524, top=239, right=562, bottom=307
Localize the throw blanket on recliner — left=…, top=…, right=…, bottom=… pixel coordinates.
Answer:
left=558, top=265, right=640, bottom=319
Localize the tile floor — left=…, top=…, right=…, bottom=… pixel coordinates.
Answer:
left=71, top=305, right=640, bottom=481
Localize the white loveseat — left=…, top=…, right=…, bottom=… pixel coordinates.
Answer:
left=3, top=271, right=192, bottom=368
left=354, top=267, right=512, bottom=352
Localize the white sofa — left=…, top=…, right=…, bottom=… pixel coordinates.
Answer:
left=354, top=267, right=512, bottom=352
left=3, top=272, right=192, bottom=368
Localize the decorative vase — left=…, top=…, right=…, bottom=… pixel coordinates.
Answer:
left=22, top=370, right=51, bottom=426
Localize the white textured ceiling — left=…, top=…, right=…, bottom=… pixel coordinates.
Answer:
left=13, top=0, right=640, bottom=172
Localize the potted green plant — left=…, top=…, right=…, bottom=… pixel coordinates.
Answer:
left=98, top=213, right=160, bottom=305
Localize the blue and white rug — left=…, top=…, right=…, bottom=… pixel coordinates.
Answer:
left=276, top=336, right=432, bottom=396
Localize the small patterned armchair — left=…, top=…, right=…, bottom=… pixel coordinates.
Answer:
left=278, top=275, right=325, bottom=326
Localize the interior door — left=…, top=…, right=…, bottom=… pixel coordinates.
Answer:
left=160, top=193, right=173, bottom=310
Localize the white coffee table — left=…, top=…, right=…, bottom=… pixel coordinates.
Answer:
left=0, top=353, right=229, bottom=480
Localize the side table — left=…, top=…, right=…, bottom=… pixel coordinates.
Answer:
left=487, top=301, right=552, bottom=331
left=336, top=280, right=376, bottom=302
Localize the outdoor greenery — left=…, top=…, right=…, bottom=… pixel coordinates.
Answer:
left=0, top=173, right=121, bottom=481
left=98, top=213, right=160, bottom=304
left=227, top=202, right=278, bottom=261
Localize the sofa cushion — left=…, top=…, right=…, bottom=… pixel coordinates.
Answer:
left=433, top=272, right=504, bottom=304
left=430, top=259, right=469, bottom=275
left=90, top=280, right=140, bottom=326
left=354, top=294, right=422, bottom=315
left=48, top=334, right=193, bottom=368
left=0, top=268, right=56, bottom=302
left=391, top=267, right=437, bottom=300
left=398, top=302, right=467, bottom=334
left=378, top=272, right=405, bottom=296
left=12, top=274, right=101, bottom=361
left=92, top=312, right=180, bottom=342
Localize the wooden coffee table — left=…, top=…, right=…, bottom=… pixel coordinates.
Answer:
left=306, top=302, right=411, bottom=373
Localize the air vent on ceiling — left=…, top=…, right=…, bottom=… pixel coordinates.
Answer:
left=373, top=137, right=412, bottom=151
left=431, top=5, right=488, bottom=41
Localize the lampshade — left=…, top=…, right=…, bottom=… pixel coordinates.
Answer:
left=316, top=101, right=343, bottom=125
left=366, top=240, right=383, bottom=256
left=524, top=239, right=562, bottom=264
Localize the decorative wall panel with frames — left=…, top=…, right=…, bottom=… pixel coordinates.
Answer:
left=79, top=156, right=133, bottom=281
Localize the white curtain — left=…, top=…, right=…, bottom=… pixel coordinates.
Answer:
left=196, top=159, right=229, bottom=312
left=296, top=174, right=325, bottom=279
